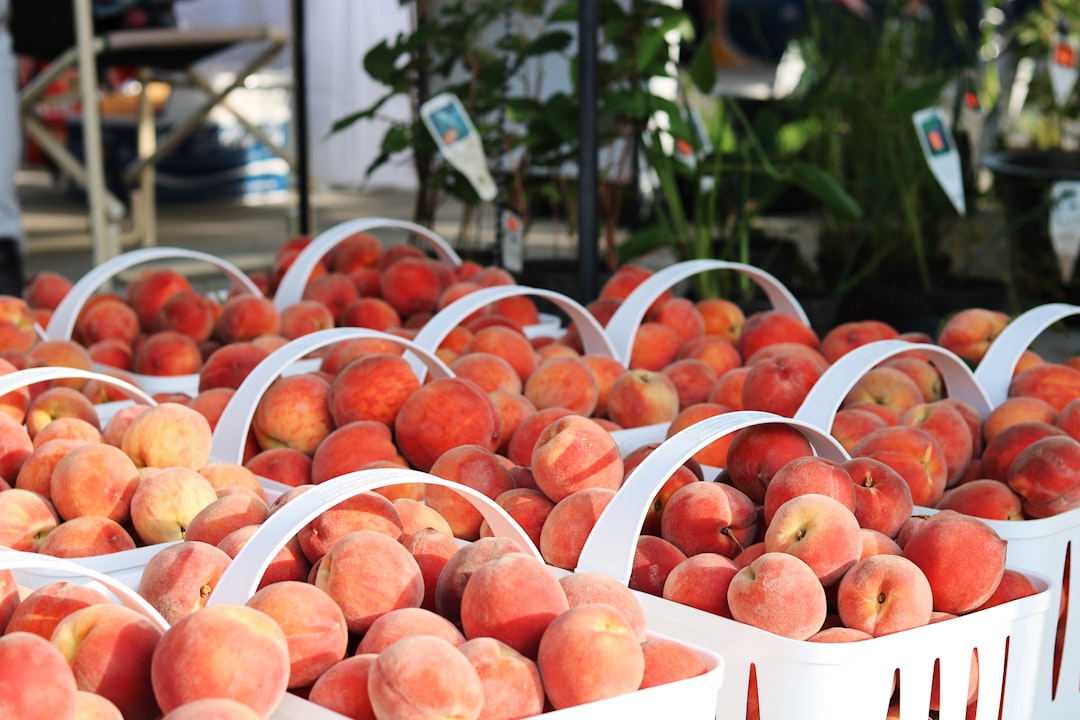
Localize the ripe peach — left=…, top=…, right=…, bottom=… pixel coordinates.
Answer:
left=844, top=455, right=914, bottom=539
left=378, top=256, right=441, bottom=318
left=936, top=479, right=1024, bottom=521
left=630, top=534, right=688, bottom=597
left=902, top=511, right=1007, bottom=614
left=899, top=400, right=975, bottom=487
left=842, top=366, right=926, bottom=417
left=761, top=455, right=858, bottom=527
left=129, top=466, right=219, bottom=544
left=539, top=487, right=616, bottom=570
left=245, top=447, right=311, bottom=487
left=664, top=402, right=734, bottom=468
left=38, top=515, right=137, bottom=558
left=23, top=270, right=72, bottom=312
left=367, top=635, right=484, bottom=719
left=830, top=407, right=889, bottom=453
left=24, top=385, right=99, bottom=440
left=120, top=401, right=213, bottom=470
left=74, top=689, right=124, bottom=720
left=530, top=414, right=623, bottom=504
left=639, top=636, right=710, bottom=689
left=935, top=307, right=1010, bottom=365
left=741, top=350, right=825, bottom=417
left=660, top=480, right=758, bottom=559
left=696, top=297, right=745, bottom=342
left=1007, top=435, right=1080, bottom=517
left=16, top=438, right=87, bottom=498
left=50, top=442, right=140, bottom=523
left=126, top=267, right=194, bottom=332
left=836, top=554, right=933, bottom=637
left=328, top=353, right=420, bottom=428
left=662, top=552, right=739, bottom=618
left=251, top=372, right=333, bottom=456
left=0, top=631, right=79, bottom=718
left=217, top=526, right=311, bottom=590
left=434, top=536, right=528, bottom=624
left=985, top=396, right=1058, bottom=444
left=979, top=420, right=1067, bottom=482
left=859, top=527, right=903, bottom=558
left=5, top=581, right=110, bottom=638
left=558, top=571, right=648, bottom=642
left=727, top=551, right=827, bottom=639
left=880, top=355, right=944, bottom=403
left=184, top=493, right=269, bottom=547
left=426, top=444, right=514, bottom=540
left=850, top=425, right=949, bottom=507
left=820, top=320, right=899, bottom=363
left=154, top=290, right=220, bottom=345
left=306, top=654, right=376, bottom=718
left=76, top=296, right=141, bottom=348
left=394, top=377, right=500, bottom=472
left=0, top=487, right=59, bottom=551
left=197, top=342, right=270, bottom=392
left=606, top=368, right=680, bottom=428
left=314, top=529, right=424, bottom=633
left=725, top=422, right=815, bottom=505
left=297, top=489, right=403, bottom=563
left=151, top=604, right=290, bottom=718
left=523, top=356, right=599, bottom=416
left=765, top=493, right=862, bottom=586
left=974, top=568, right=1041, bottom=611
left=309, top=420, right=403, bottom=485
left=1008, top=362, right=1080, bottom=412
left=462, top=325, right=538, bottom=385
left=628, top=321, right=683, bottom=371
left=29, top=415, right=100, bottom=449
left=458, top=636, right=546, bottom=719
left=159, top=698, right=261, bottom=720
left=737, top=310, right=820, bottom=362
left=214, top=293, right=281, bottom=344
left=355, top=606, right=465, bottom=655
left=661, top=358, right=718, bottom=410
left=137, top=540, right=234, bottom=624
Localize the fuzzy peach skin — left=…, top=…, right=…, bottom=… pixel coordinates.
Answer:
left=662, top=552, right=739, bottom=619
left=836, top=554, right=934, bottom=637
left=606, top=368, right=681, bottom=428
left=660, top=481, right=758, bottom=560
left=725, top=423, right=816, bottom=505
left=151, top=604, right=290, bottom=718
left=0, top=413, right=35, bottom=483
left=741, top=351, right=826, bottom=418
left=137, top=540, right=234, bottom=625
left=73, top=689, right=124, bottom=720
left=1008, top=362, right=1080, bottom=412
left=844, top=455, right=914, bottom=539
left=426, top=444, right=514, bottom=541
left=529, top=414, right=623, bottom=504
left=536, top=603, right=646, bottom=709
left=820, top=320, right=899, bottom=364
left=50, top=603, right=163, bottom=720
left=459, top=636, right=546, bottom=720
left=355, top=606, right=465, bottom=656
left=245, top=580, right=349, bottom=690
left=183, top=494, right=270, bottom=548
left=850, top=425, right=949, bottom=507
left=37, top=515, right=137, bottom=558
left=935, top=479, right=1024, bottom=521
left=630, top=534, right=688, bottom=597
left=901, top=511, right=1007, bottom=615
left=761, top=455, right=857, bottom=527
left=482, top=488, right=554, bottom=550
left=46, top=443, right=137, bottom=524
left=119, top=401, right=213, bottom=470
left=306, top=654, right=377, bottom=719
left=524, top=356, right=600, bottom=416
left=405, top=527, right=460, bottom=613
left=434, top=536, right=529, bottom=626
left=727, top=551, right=827, bottom=640
left=367, top=635, right=484, bottom=720
left=559, top=571, right=649, bottom=643
left=315, top=529, right=424, bottom=634
left=935, top=307, right=1010, bottom=366
left=159, top=697, right=263, bottom=720
left=841, top=366, right=926, bottom=418
left=737, top=310, right=820, bottom=363
left=764, top=493, right=862, bottom=587
left=296, top=489, right=403, bottom=564
left=251, top=372, right=334, bottom=456
left=459, top=552, right=570, bottom=659
left=5, top=581, right=110, bottom=638
left=539, top=487, right=616, bottom=571
left=639, top=636, right=710, bottom=689
left=129, top=466, right=220, bottom=545
left=1006, top=435, right=1080, bottom=518
left=0, top=631, right=79, bottom=718
left=394, top=377, right=501, bottom=472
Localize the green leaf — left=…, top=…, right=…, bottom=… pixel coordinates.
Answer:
left=884, top=76, right=952, bottom=116
left=687, top=38, right=716, bottom=94
left=524, top=30, right=573, bottom=57
left=788, top=162, right=862, bottom=220
left=617, top=223, right=675, bottom=264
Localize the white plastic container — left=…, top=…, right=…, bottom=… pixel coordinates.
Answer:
left=42, top=246, right=264, bottom=397
left=209, top=467, right=726, bottom=720
left=575, top=410, right=1053, bottom=720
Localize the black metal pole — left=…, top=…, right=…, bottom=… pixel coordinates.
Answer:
left=291, top=0, right=311, bottom=235
left=577, top=0, right=599, bottom=303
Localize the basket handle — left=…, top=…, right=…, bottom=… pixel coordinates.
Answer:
left=0, top=366, right=157, bottom=407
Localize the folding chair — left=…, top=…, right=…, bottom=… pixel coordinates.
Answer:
left=13, top=0, right=289, bottom=266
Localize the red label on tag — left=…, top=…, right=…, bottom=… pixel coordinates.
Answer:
left=1055, top=41, right=1076, bottom=69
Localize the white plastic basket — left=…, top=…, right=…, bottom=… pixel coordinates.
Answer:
left=42, top=246, right=264, bottom=397
left=575, top=410, right=1053, bottom=720
left=209, top=467, right=726, bottom=720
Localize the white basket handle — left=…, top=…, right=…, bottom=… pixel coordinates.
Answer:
left=603, top=259, right=810, bottom=366
left=0, top=366, right=157, bottom=407
left=208, top=467, right=542, bottom=605
left=975, top=303, right=1080, bottom=407
left=45, top=247, right=263, bottom=341
left=793, top=339, right=994, bottom=430
left=575, top=410, right=848, bottom=585
left=408, top=285, right=619, bottom=378
left=0, top=548, right=169, bottom=631
left=209, top=327, right=453, bottom=465
left=272, top=218, right=463, bottom=311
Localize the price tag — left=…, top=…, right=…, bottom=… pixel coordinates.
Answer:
left=912, top=107, right=966, bottom=216
left=500, top=210, right=524, bottom=274
left=1050, top=181, right=1080, bottom=283
left=420, top=92, right=497, bottom=202
left=1049, top=34, right=1079, bottom=108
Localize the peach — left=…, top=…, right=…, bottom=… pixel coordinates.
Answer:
left=14, top=438, right=85, bottom=497
left=728, top=551, right=827, bottom=639
left=1056, top=396, right=1080, bottom=442
left=74, top=689, right=124, bottom=720
left=129, top=466, right=219, bottom=544
left=23, top=270, right=72, bottom=312
left=536, top=602, right=645, bottom=709
left=647, top=296, right=705, bottom=344
left=462, top=325, right=538, bottom=385
left=394, top=377, right=500, bottom=472
left=28, top=339, right=94, bottom=391
left=151, top=604, right=290, bottom=717
left=198, top=462, right=265, bottom=501
left=741, top=350, right=825, bottom=417
left=120, top=401, right=213, bottom=470
left=100, top=404, right=149, bottom=448
left=725, top=422, right=815, bottom=505
left=639, top=636, right=709, bottom=690
left=807, top=626, right=874, bottom=642
left=6, top=581, right=110, bottom=638
left=936, top=479, right=1024, bottom=521
left=850, top=425, right=949, bottom=507
left=664, top=402, right=733, bottom=468
left=315, top=529, right=424, bottom=633
left=880, top=355, right=944, bottom=403
left=184, top=493, right=269, bottom=547
left=434, top=536, right=528, bottom=624
left=985, top=396, right=1058, bottom=444
left=137, top=540, right=234, bottom=624
left=539, top=487, right=616, bottom=570
left=306, top=654, right=376, bottom=719
left=310, top=420, right=402, bottom=485
left=842, top=366, right=926, bottom=417
left=578, top=354, right=626, bottom=418
left=836, top=554, right=933, bottom=637
left=599, top=264, right=666, bottom=303
left=523, top=356, right=599, bottom=416
left=488, top=293, right=541, bottom=327
left=831, top=407, right=889, bottom=453
left=979, top=420, right=1067, bottom=482
left=633, top=459, right=699, bottom=537
left=391, top=497, right=453, bottom=541
left=629, top=321, right=683, bottom=371
left=38, top=515, right=137, bottom=557
left=75, top=295, right=141, bottom=347
left=50, top=603, right=163, bottom=720
left=355, top=606, right=465, bottom=655
left=31, top=416, right=101, bottom=448
left=820, top=320, right=899, bottom=363
left=488, top=389, right=537, bottom=456
left=245, top=580, right=349, bottom=689
left=159, top=698, right=262, bottom=720
left=660, top=480, right=758, bottom=559
left=217, top=526, right=311, bottom=590
left=0, top=356, right=30, bottom=423
left=504, top=407, right=573, bottom=467
left=558, top=571, right=648, bottom=642
left=737, top=310, right=820, bottom=362
left=696, top=297, right=745, bottom=342
left=50, top=442, right=140, bottom=523
left=426, top=444, right=514, bottom=540
left=251, top=372, right=333, bottom=456
left=297, top=489, right=403, bottom=564
left=378, top=256, right=441, bottom=318
left=1007, top=435, right=1080, bottom=518
left=662, top=552, right=739, bottom=618
left=935, top=307, right=1010, bottom=365
left=859, top=527, right=904, bottom=558
left=244, top=447, right=311, bottom=487
left=1009, top=362, right=1080, bottom=412
left=845, top=400, right=900, bottom=426
left=606, top=368, right=680, bottom=428
left=661, top=358, right=718, bottom=410
left=530, top=414, right=623, bottom=504
left=448, top=352, right=521, bottom=396
left=899, top=400, right=975, bottom=487
left=0, top=631, right=79, bottom=718
left=0, top=487, right=59, bottom=551
left=25, top=386, right=99, bottom=440
left=764, top=493, right=862, bottom=586
left=0, top=413, right=33, bottom=483
left=974, top=568, right=1041, bottom=611
left=197, top=342, right=270, bottom=392
left=458, top=636, right=546, bottom=720
left=126, top=267, right=194, bottom=332
left=844, top=455, right=914, bottom=539
left=761, top=455, right=858, bottom=527
left=404, top=526, right=460, bottom=613
left=131, top=330, right=203, bottom=377
left=213, top=293, right=281, bottom=344
left=153, top=289, right=220, bottom=345
left=901, top=511, right=1007, bottom=614
left=327, top=353, right=420, bottom=429
left=630, top=534, right=688, bottom=597
left=367, top=635, right=484, bottom=719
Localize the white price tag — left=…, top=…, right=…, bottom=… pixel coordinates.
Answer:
left=912, top=107, right=966, bottom=217
left=1050, top=181, right=1080, bottom=283
left=420, top=92, right=498, bottom=202
left=1049, top=35, right=1079, bottom=108
left=500, top=210, right=524, bottom=274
